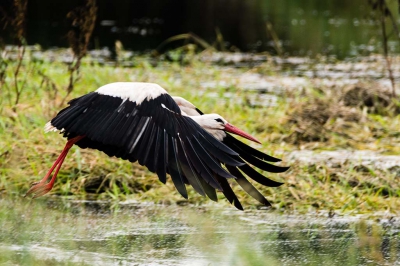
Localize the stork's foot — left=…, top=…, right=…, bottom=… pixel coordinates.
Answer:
left=25, top=182, right=54, bottom=198
left=24, top=135, right=85, bottom=199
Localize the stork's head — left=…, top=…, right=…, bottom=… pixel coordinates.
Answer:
left=193, top=114, right=261, bottom=143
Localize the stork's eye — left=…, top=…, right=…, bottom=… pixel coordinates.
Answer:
left=215, top=118, right=224, bottom=123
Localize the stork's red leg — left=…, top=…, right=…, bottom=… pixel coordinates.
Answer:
left=25, top=135, right=85, bottom=198
left=28, top=149, right=69, bottom=198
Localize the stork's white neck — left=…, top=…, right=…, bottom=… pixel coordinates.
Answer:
left=95, top=82, right=167, bottom=104
left=190, top=114, right=227, bottom=141
left=172, top=96, right=201, bottom=116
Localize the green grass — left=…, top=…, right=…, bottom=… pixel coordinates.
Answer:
left=1, top=53, right=400, bottom=213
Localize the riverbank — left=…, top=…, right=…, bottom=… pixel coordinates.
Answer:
left=1, top=49, right=400, bottom=213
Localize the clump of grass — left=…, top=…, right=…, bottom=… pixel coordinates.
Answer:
left=286, top=98, right=332, bottom=143
left=282, top=80, right=400, bottom=146
left=341, top=82, right=399, bottom=115
left=284, top=97, right=364, bottom=144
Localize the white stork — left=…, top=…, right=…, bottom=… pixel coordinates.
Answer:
left=26, top=82, right=289, bottom=210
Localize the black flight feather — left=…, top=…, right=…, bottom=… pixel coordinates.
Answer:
left=184, top=117, right=238, bottom=156
left=237, top=151, right=289, bottom=173
left=156, top=129, right=168, bottom=184
left=238, top=164, right=283, bottom=187
left=226, top=165, right=271, bottom=206
left=198, top=177, right=218, bottom=202
left=185, top=136, right=222, bottom=190
left=127, top=116, right=149, bottom=153
left=119, top=114, right=140, bottom=147
left=190, top=135, right=236, bottom=179
left=137, top=122, right=156, bottom=166
left=224, top=134, right=282, bottom=162
left=168, top=136, right=188, bottom=198
left=150, top=127, right=161, bottom=173
left=215, top=175, right=243, bottom=210
left=141, top=125, right=158, bottom=172
left=176, top=139, right=206, bottom=196
left=195, top=133, right=244, bottom=166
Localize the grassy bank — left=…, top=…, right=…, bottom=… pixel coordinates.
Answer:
left=1, top=53, right=400, bottom=213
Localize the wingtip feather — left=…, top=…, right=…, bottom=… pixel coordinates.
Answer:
left=44, top=121, right=59, bottom=133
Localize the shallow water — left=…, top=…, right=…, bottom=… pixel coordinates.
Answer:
left=1, top=197, right=399, bottom=265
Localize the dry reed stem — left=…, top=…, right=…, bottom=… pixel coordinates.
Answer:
left=5, top=0, right=28, bottom=110
left=60, top=0, right=97, bottom=107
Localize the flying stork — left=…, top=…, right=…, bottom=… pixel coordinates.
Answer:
left=26, top=82, right=289, bottom=210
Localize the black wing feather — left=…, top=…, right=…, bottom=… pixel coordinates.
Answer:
left=239, top=164, right=283, bottom=187
left=127, top=116, right=149, bottom=153
left=198, top=178, right=218, bottom=202
left=238, top=152, right=289, bottom=173
left=185, top=137, right=222, bottom=190
left=190, top=135, right=236, bottom=179
left=168, top=136, right=188, bottom=198
left=195, top=133, right=244, bottom=166
left=224, top=134, right=282, bottom=162
left=226, top=165, right=271, bottom=206
left=141, top=124, right=158, bottom=171
left=136, top=121, right=156, bottom=165
left=225, top=136, right=288, bottom=173
left=215, top=175, right=243, bottom=210
left=184, top=117, right=238, bottom=156
left=150, top=127, right=161, bottom=173
left=176, top=139, right=206, bottom=197
left=156, top=129, right=168, bottom=184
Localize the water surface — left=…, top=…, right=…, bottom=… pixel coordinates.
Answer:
left=1, top=197, right=399, bottom=265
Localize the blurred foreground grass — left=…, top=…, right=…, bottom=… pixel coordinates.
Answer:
left=1, top=54, right=400, bottom=213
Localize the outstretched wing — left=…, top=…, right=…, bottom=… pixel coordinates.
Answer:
left=48, top=88, right=250, bottom=209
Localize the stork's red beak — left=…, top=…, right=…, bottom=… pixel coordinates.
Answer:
left=224, top=123, right=261, bottom=144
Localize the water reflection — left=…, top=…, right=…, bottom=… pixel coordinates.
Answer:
left=0, top=197, right=399, bottom=265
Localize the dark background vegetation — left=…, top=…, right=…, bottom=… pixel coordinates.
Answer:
left=1, top=0, right=398, bottom=58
